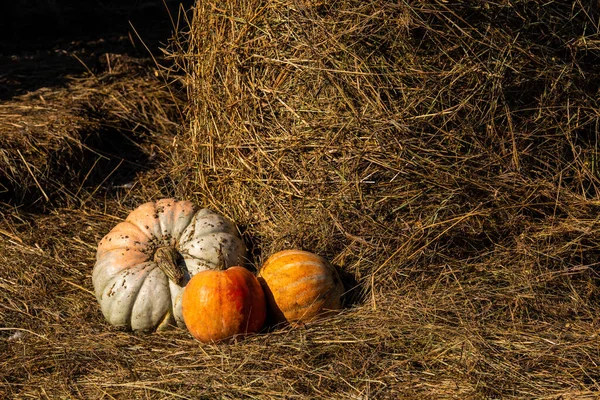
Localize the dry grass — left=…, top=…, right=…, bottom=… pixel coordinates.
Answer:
left=0, top=53, right=184, bottom=209
left=2, top=0, right=600, bottom=398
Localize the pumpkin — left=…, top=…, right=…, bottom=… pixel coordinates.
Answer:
left=92, top=198, right=246, bottom=331
left=182, top=266, right=266, bottom=342
left=258, top=250, right=344, bottom=325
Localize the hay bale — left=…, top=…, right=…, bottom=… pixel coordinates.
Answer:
left=173, top=0, right=600, bottom=282
left=161, top=0, right=600, bottom=395
left=174, top=0, right=416, bottom=281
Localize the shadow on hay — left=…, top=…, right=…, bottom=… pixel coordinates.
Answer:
left=0, top=127, right=153, bottom=213
left=0, top=53, right=181, bottom=211
left=0, top=1, right=191, bottom=211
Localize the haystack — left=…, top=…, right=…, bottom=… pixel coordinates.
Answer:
left=165, top=0, right=600, bottom=396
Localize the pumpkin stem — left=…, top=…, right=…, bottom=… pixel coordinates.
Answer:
left=216, top=243, right=227, bottom=270
left=154, top=246, right=185, bottom=286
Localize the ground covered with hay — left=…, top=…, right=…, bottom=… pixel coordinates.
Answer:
left=1, top=0, right=600, bottom=398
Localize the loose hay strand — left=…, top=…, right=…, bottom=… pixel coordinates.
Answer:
left=15, top=149, right=50, bottom=202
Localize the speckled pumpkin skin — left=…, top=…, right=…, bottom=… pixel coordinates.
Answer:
left=258, top=250, right=344, bottom=325
left=182, top=266, right=266, bottom=342
left=92, top=199, right=246, bottom=332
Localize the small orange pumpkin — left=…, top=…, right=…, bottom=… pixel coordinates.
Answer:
left=182, top=266, right=266, bottom=342
left=259, top=250, right=344, bottom=325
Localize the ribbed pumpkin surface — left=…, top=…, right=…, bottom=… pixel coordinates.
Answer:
left=182, top=266, right=266, bottom=342
left=92, top=199, right=246, bottom=332
left=259, top=250, right=344, bottom=324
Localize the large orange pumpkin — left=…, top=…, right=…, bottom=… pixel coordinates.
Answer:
left=258, top=250, right=344, bottom=325
left=182, top=266, right=266, bottom=342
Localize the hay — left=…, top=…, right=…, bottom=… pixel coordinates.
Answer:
left=0, top=53, right=184, bottom=209
left=2, top=0, right=600, bottom=398
left=166, top=0, right=600, bottom=396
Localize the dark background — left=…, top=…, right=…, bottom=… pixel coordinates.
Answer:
left=0, top=0, right=195, bottom=99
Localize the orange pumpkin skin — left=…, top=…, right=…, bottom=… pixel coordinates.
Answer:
left=182, top=266, right=266, bottom=342
left=259, top=250, right=344, bottom=324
